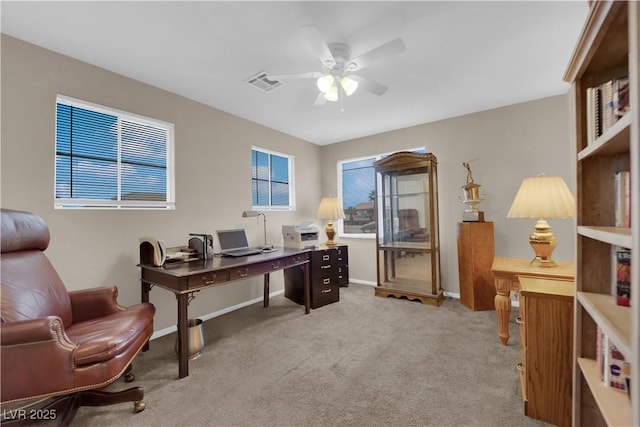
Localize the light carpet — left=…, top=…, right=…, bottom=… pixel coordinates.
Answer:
left=72, top=283, right=549, bottom=427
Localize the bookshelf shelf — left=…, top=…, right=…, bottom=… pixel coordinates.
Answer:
left=577, top=226, right=632, bottom=248
left=577, top=358, right=632, bottom=427
left=577, top=292, right=632, bottom=358
left=565, top=1, right=638, bottom=425
left=577, top=114, right=630, bottom=161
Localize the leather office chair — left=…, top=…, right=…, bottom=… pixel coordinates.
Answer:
left=398, top=209, right=429, bottom=242
left=0, top=209, right=156, bottom=425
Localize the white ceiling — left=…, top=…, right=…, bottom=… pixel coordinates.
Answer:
left=1, top=1, right=589, bottom=146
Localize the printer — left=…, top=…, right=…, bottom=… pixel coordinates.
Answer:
left=282, top=222, right=319, bottom=249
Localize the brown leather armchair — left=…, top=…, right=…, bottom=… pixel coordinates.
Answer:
left=1, top=209, right=156, bottom=425
left=398, top=209, right=429, bottom=242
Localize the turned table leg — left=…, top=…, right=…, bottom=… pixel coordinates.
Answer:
left=494, top=276, right=512, bottom=345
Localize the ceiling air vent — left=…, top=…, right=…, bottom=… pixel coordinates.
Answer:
left=246, top=71, right=284, bottom=93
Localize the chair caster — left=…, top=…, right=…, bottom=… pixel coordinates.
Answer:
left=134, top=400, right=146, bottom=412
left=124, top=372, right=135, bottom=382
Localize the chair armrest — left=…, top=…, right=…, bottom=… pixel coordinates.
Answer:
left=69, top=286, right=125, bottom=322
left=1, top=317, right=75, bottom=347
left=1, top=317, right=77, bottom=403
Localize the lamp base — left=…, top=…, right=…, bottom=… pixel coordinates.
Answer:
left=325, top=221, right=337, bottom=246
left=529, top=218, right=558, bottom=268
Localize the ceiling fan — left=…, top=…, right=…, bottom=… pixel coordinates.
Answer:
left=269, top=25, right=406, bottom=108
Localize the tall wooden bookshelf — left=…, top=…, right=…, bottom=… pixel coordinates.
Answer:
left=563, top=1, right=639, bottom=426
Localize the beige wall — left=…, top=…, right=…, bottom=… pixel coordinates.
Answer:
left=0, top=35, right=322, bottom=332
left=1, top=34, right=575, bottom=332
left=321, top=95, right=576, bottom=292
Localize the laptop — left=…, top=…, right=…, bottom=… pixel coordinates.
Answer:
left=216, top=229, right=262, bottom=257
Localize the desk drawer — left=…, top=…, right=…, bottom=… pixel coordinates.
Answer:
left=312, top=275, right=339, bottom=307
left=286, top=252, right=310, bottom=266
left=230, top=259, right=286, bottom=279
left=312, top=249, right=338, bottom=269
left=187, top=270, right=230, bottom=289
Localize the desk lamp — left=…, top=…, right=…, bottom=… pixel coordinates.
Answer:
left=242, top=210, right=269, bottom=249
left=316, top=197, right=345, bottom=246
left=507, top=175, right=575, bottom=267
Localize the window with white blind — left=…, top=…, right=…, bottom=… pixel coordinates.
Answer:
left=55, top=95, right=175, bottom=209
left=251, top=146, right=295, bottom=210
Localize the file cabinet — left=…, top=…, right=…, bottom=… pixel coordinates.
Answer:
left=285, top=245, right=348, bottom=308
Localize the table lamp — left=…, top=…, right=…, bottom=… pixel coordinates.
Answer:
left=507, top=175, right=575, bottom=267
left=241, top=210, right=269, bottom=249
left=316, top=197, right=345, bottom=246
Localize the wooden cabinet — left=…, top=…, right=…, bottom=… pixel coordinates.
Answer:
left=563, top=1, right=639, bottom=425
left=457, top=221, right=495, bottom=311
left=284, top=245, right=347, bottom=309
left=518, top=277, right=574, bottom=427
left=373, top=152, right=442, bottom=306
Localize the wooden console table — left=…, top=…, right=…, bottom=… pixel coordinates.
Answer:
left=491, top=257, right=574, bottom=345
left=139, top=248, right=310, bottom=378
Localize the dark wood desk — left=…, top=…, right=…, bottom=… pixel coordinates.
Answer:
left=139, top=248, right=310, bottom=378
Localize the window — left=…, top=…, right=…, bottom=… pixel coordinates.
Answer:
left=251, top=147, right=294, bottom=210
left=55, top=95, right=174, bottom=209
left=338, top=147, right=425, bottom=237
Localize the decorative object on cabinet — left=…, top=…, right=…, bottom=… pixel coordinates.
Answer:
left=284, top=245, right=347, bottom=308
left=457, top=221, right=495, bottom=311
left=563, top=1, right=638, bottom=425
left=242, top=210, right=270, bottom=249
left=316, top=197, right=346, bottom=246
left=460, top=160, right=485, bottom=222
left=507, top=175, right=576, bottom=267
left=373, top=151, right=442, bottom=306
left=517, top=276, right=574, bottom=427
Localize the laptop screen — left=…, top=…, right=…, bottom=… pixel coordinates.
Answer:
left=216, top=229, right=250, bottom=251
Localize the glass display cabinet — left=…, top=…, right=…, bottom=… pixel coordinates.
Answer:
left=373, top=151, right=442, bottom=306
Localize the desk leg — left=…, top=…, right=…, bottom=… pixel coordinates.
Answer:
left=303, top=262, right=310, bottom=314
left=494, top=277, right=512, bottom=346
left=176, top=293, right=189, bottom=379
left=141, top=281, right=152, bottom=352
left=264, top=273, right=270, bottom=308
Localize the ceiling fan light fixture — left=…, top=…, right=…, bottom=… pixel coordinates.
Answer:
left=316, top=74, right=335, bottom=93
left=324, top=85, right=339, bottom=102
left=340, top=76, right=358, bottom=96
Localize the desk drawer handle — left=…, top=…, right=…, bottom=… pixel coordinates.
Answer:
left=201, top=275, right=217, bottom=285
left=516, top=363, right=524, bottom=373
left=271, top=262, right=281, bottom=269
left=322, top=255, right=330, bottom=261
left=323, top=278, right=331, bottom=285
left=321, top=288, right=332, bottom=293
left=321, top=264, right=332, bottom=269
left=516, top=316, right=523, bottom=324
left=237, top=269, right=249, bottom=278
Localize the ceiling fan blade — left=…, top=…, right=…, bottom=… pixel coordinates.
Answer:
left=347, top=38, right=406, bottom=71
left=300, top=25, right=335, bottom=67
left=267, top=71, right=323, bottom=80
left=351, top=75, right=389, bottom=96
left=314, top=92, right=326, bottom=107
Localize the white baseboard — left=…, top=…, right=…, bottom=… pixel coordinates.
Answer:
left=150, top=289, right=284, bottom=341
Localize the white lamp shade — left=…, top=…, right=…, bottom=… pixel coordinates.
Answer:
left=316, top=74, right=335, bottom=93
left=340, top=76, right=359, bottom=96
left=323, top=85, right=339, bottom=102
left=507, top=175, right=575, bottom=219
left=316, top=197, right=346, bottom=220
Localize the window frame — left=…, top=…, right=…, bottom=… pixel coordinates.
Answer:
left=54, top=95, right=175, bottom=210
left=251, top=145, right=295, bottom=211
left=337, top=146, right=426, bottom=239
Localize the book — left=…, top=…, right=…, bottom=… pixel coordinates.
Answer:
left=614, top=170, right=631, bottom=228
left=586, top=77, right=629, bottom=144
left=608, top=340, right=631, bottom=394
left=616, top=249, right=631, bottom=307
